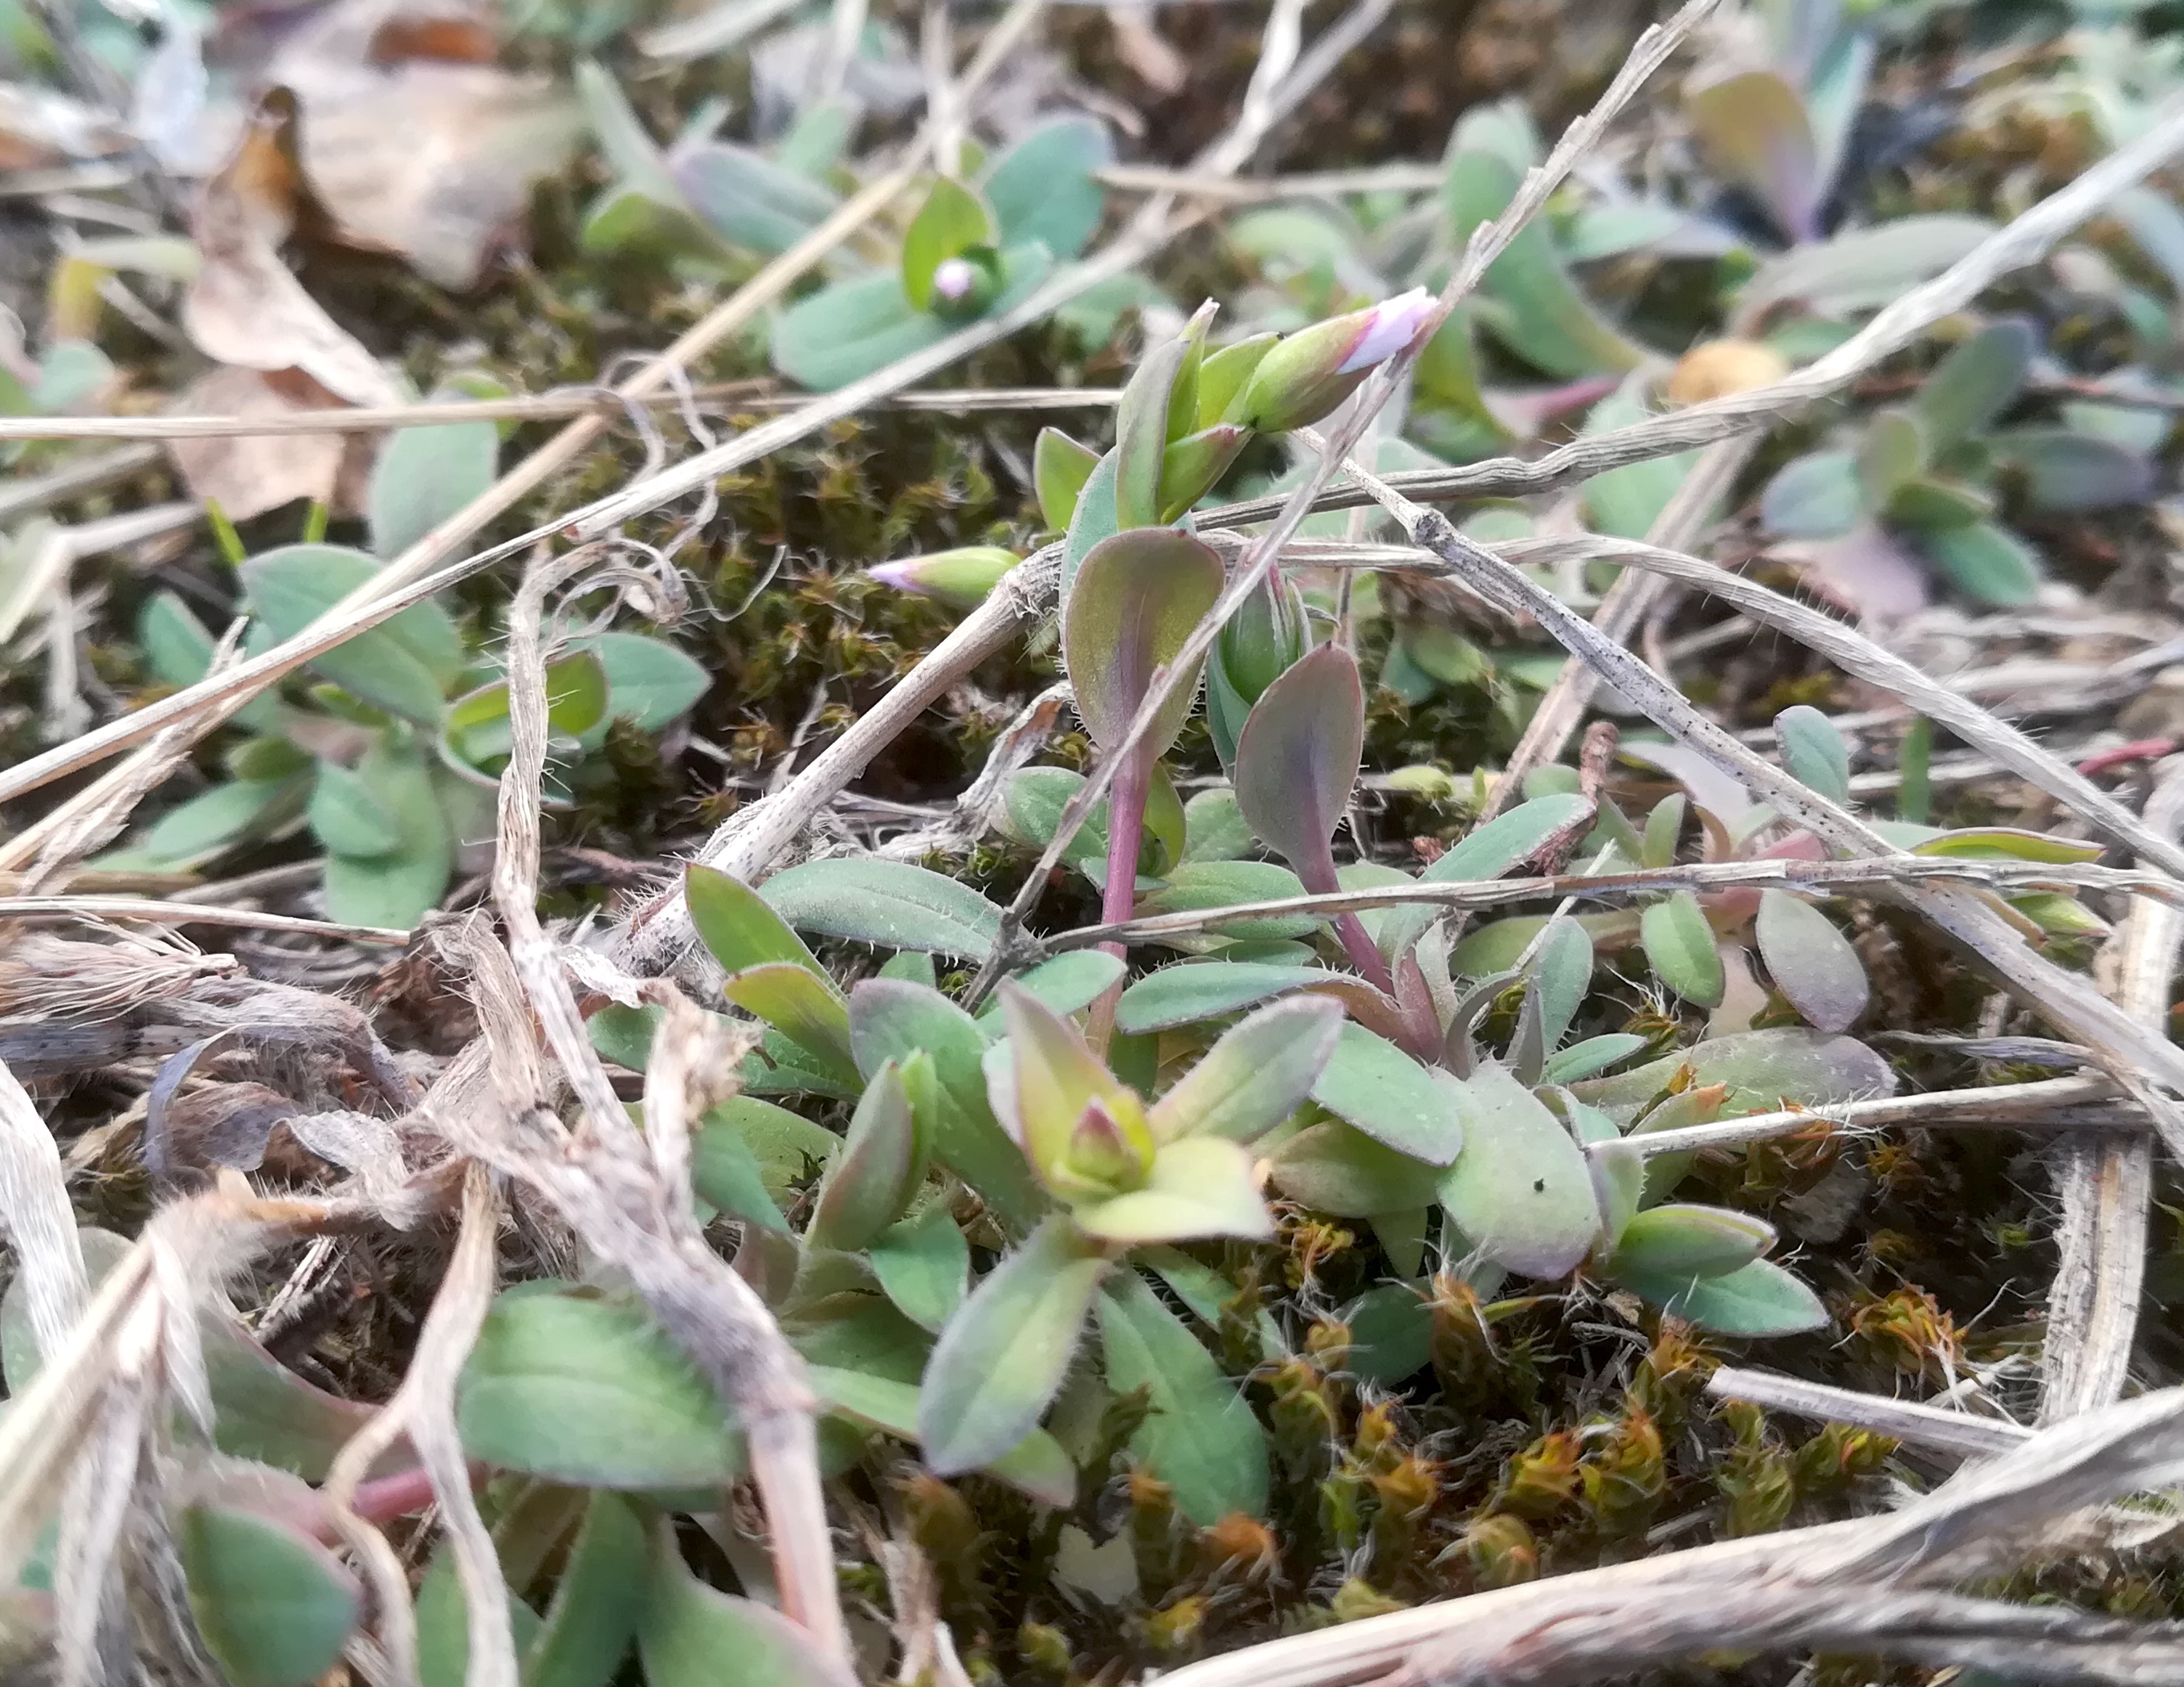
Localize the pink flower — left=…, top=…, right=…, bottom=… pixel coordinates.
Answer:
left=1335, top=287, right=1436, bottom=374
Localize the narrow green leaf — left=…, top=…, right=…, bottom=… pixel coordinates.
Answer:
left=760, top=858, right=1004, bottom=958
left=1529, top=915, right=1592, bottom=1053
left=1138, top=860, right=1319, bottom=941
left=850, top=980, right=1044, bottom=1234
left=1608, top=1203, right=1774, bottom=1279
left=1855, top=410, right=1927, bottom=511
left=919, top=1216, right=1108, bottom=1474
left=867, top=1201, right=970, bottom=1333
left=1444, top=106, right=1644, bottom=377
left=722, top=963, right=858, bottom=1078
left=807, top=1061, right=923, bottom=1253
left=982, top=951, right=1127, bottom=1024
left=521, top=1489, right=646, bottom=1687
left=1640, top=892, right=1725, bottom=1008
left=1909, top=827, right=2104, bottom=864
left=1114, top=960, right=1359, bottom=1034
left=686, top=863, right=835, bottom=980
left=1572, top=1026, right=1896, bottom=1125
left=1098, top=1271, right=1268, bottom=1524
left=1916, top=319, right=2034, bottom=450
left=805, top=1366, right=1074, bottom=1505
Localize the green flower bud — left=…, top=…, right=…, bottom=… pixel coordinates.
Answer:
left=866, top=545, right=1020, bottom=609
left=1237, top=288, right=1436, bottom=434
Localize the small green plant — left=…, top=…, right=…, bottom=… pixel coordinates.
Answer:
left=105, top=413, right=707, bottom=927
left=1759, top=317, right=2158, bottom=605
left=770, top=120, right=1113, bottom=390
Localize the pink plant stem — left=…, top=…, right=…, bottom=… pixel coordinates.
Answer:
left=1085, top=746, right=1152, bottom=1052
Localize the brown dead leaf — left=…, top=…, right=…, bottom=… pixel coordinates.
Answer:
left=165, top=364, right=373, bottom=520
left=267, top=0, right=581, bottom=290
left=181, top=96, right=405, bottom=409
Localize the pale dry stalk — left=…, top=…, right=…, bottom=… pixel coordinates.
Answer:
left=2042, top=756, right=2184, bottom=1420
left=322, top=1164, right=511, bottom=1687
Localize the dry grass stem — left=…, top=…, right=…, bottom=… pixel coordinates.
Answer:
left=2042, top=757, right=2184, bottom=1420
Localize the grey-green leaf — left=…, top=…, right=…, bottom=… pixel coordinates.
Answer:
left=1309, top=1025, right=1465, bottom=1165
left=1436, top=1062, right=1598, bottom=1278
left=239, top=544, right=463, bottom=721
left=1774, top=704, right=1852, bottom=805
left=1614, top=1256, right=1827, bottom=1337
left=1754, top=890, right=1869, bottom=1033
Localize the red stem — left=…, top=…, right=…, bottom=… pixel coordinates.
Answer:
left=1085, top=747, right=1152, bottom=1053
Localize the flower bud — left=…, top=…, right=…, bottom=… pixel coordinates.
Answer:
left=1059, top=1094, right=1156, bottom=1195
left=1156, top=423, right=1249, bottom=522
left=1237, top=287, right=1436, bottom=434
left=926, top=250, right=1000, bottom=320
left=866, top=545, right=1020, bottom=609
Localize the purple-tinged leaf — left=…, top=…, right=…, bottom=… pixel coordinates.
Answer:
left=1772, top=521, right=1929, bottom=620
left=1033, top=428, right=1098, bottom=531
left=806, top=1060, right=925, bottom=1253
left=1754, top=890, right=1869, bottom=1033
left=1061, top=528, right=1224, bottom=760
left=1233, top=642, right=1365, bottom=890
left=1686, top=68, right=1820, bottom=242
